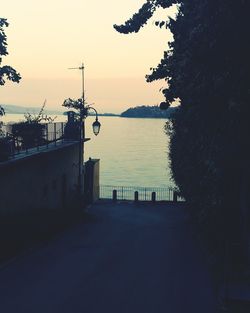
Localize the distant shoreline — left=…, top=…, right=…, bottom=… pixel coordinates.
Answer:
left=1, top=104, right=177, bottom=119
left=3, top=113, right=172, bottom=120
left=1, top=104, right=63, bottom=116
left=3, top=113, right=169, bottom=119
left=119, top=115, right=170, bottom=119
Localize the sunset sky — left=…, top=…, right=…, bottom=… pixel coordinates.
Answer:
left=1, top=1, right=175, bottom=113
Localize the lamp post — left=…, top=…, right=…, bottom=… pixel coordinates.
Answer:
left=68, top=63, right=101, bottom=195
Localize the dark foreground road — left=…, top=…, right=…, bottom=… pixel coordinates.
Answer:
left=0, top=201, right=217, bottom=313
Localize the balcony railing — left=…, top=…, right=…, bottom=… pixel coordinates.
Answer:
left=1, top=122, right=67, bottom=157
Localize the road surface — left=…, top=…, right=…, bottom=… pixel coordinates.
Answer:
left=0, top=201, right=217, bottom=313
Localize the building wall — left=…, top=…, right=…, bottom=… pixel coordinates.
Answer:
left=0, top=142, right=80, bottom=216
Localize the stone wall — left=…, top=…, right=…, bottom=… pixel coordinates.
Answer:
left=0, top=142, right=80, bottom=216
left=84, top=158, right=100, bottom=204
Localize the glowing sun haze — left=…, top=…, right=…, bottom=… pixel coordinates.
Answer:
left=1, top=0, right=174, bottom=113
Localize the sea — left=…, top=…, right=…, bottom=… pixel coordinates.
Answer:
left=2, top=114, right=174, bottom=188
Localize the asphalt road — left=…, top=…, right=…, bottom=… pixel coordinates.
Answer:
left=0, top=201, right=217, bottom=313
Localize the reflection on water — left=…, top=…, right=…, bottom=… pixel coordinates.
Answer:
left=85, top=116, right=174, bottom=188
left=2, top=114, right=174, bottom=188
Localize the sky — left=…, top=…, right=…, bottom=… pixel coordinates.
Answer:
left=0, top=1, right=175, bottom=113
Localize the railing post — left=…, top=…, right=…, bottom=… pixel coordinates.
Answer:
left=61, top=122, right=64, bottom=143
left=151, top=192, right=156, bottom=203
left=46, top=124, right=49, bottom=148
left=134, top=191, right=139, bottom=203
left=173, top=191, right=178, bottom=202
left=54, top=123, right=57, bottom=146
left=16, top=137, right=20, bottom=154
left=113, top=189, right=117, bottom=202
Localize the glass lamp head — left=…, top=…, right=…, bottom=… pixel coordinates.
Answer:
left=92, top=119, right=101, bottom=136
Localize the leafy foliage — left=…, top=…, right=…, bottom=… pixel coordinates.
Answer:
left=0, top=136, right=12, bottom=161
left=114, top=0, right=177, bottom=34
left=62, top=98, right=94, bottom=119
left=63, top=98, right=83, bottom=112
left=23, top=100, right=56, bottom=124
left=0, top=105, right=4, bottom=116
left=0, top=103, right=5, bottom=138
left=11, top=101, right=56, bottom=149
left=12, top=122, right=45, bottom=149
left=1, top=17, right=20, bottom=136
left=115, top=0, right=250, bottom=261
left=0, top=18, right=21, bottom=85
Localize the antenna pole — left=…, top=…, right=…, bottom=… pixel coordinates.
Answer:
left=80, top=63, right=85, bottom=142
left=68, top=62, right=86, bottom=197
left=79, top=63, right=85, bottom=198
left=81, top=62, right=85, bottom=104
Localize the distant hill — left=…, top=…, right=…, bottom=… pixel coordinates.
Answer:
left=121, top=105, right=178, bottom=119
left=0, top=104, right=63, bottom=115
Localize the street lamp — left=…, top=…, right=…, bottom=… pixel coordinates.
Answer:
left=86, top=106, right=101, bottom=136
left=80, top=104, right=101, bottom=136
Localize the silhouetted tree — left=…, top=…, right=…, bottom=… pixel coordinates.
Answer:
left=0, top=18, right=21, bottom=88
left=63, top=98, right=83, bottom=112
left=115, top=1, right=250, bottom=264
left=0, top=106, right=4, bottom=116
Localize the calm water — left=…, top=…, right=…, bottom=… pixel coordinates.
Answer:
left=85, top=116, right=173, bottom=187
left=2, top=114, right=173, bottom=188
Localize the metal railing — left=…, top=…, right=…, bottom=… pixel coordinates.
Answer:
left=100, top=185, right=185, bottom=202
left=1, top=122, right=67, bottom=157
